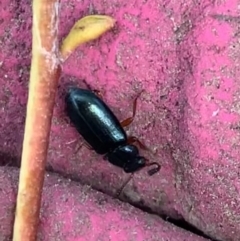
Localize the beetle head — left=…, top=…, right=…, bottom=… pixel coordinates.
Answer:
left=107, top=144, right=146, bottom=173
left=123, top=155, right=146, bottom=173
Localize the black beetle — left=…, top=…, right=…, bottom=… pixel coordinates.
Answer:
left=65, top=86, right=161, bottom=195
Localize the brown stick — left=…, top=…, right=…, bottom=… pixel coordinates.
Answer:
left=12, top=1, right=116, bottom=240
left=12, top=1, right=61, bottom=240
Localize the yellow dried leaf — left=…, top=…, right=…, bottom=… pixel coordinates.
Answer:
left=60, top=15, right=116, bottom=61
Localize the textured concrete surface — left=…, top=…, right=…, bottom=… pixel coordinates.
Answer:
left=0, top=0, right=240, bottom=240
left=0, top=166, right=210, bottom=241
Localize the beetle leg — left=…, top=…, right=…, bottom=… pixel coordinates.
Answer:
left=75, top=141, right=93, bottom=153
left=92, top=89, right=104, bottom=99
left=61, top=116, right=71, bottom=125
left=120, top=91, right=143, bottom=127
left=82, top=79, right=104, bottom=99
left=74, top=142, right=81, bottom=153
left=115, top=174, right=134, bottom=198
left=127, top=136, right=148, bottom=150
left=83, top=141, right=93, bottom=150
left=58, top=110, right=71, bottom=124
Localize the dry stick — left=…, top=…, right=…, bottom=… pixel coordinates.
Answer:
left=12, top=3, right=116, bottom=240
left=12, top=1, right=61, bottom=241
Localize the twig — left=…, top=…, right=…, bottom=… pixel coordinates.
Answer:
left=12, top=1, right=115, bottom=240
left=12, top=1, right=61, bottom=240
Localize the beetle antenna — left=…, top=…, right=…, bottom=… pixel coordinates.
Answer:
left=145, top=162, right=161, bottom=176
left=82, top=79, right=92, bottom=90
left=115, top=161, right=160, bottom=198
left=115, top=174, right=134, bottom=198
